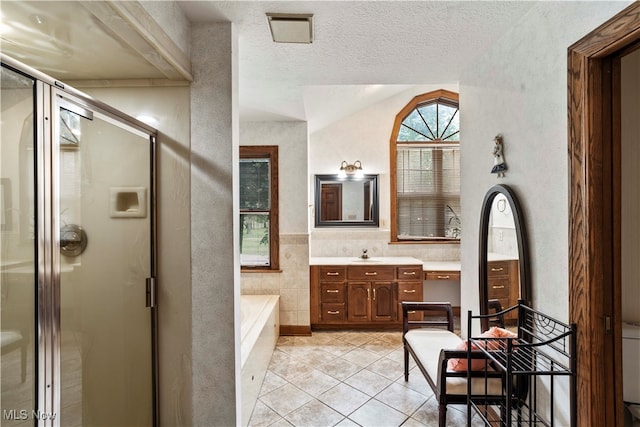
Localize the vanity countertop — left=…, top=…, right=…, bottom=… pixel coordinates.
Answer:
left=487, top=252, right=518, bottom=261
left=309, top=256, right=423, bottom=266
left=422, top=261, right=461, bottom=271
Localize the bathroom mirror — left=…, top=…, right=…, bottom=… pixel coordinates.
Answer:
left=478, top=184, right=530, bottom=329
left=314, top=174, right=379, bottom=227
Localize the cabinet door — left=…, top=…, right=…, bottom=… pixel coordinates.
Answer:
left=347, top=282, right=370, bottom=322
left=371, top=282, right=396, bottom=322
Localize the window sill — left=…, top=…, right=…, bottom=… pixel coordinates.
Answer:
left=389, top=240, right=460, bottom=245
left=241, top=268, right=283, bottom=273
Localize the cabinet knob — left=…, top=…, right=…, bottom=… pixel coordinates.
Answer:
left=327, top=310, right=340, bottom=315
left=491, top=267, right=504, bottom=272
left=403, top=289, right=416, bottom=293
left=437, top=275, right=450, bottom=279
left=403, top=271, right=416, bottom=276
left=326, top=289, right=339, bottom=293
left=326, top=272, right=340, bottom=276
left=492, top=285, right=505, bottom=289
left=365, top=271, right=377, bottom=276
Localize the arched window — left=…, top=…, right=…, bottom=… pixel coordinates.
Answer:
left=390, top=90, right=460, bottom=242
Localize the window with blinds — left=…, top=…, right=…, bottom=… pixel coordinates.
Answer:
left=391, top=90, right=460, bottom=242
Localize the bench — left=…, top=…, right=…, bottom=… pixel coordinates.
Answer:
left=402, top=302, right=504, bottom=427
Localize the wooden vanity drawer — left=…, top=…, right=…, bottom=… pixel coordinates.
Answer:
left=397, top=266, right=422, bottom=280
left=487, top=261, right=510, bottom=277
left=424, top=270, right=461, bottom=281
left=321, top=283, right=345, bottom=302
left=398, top=282, right=422, bottom=301
left=319, top=266, right=346, bottom=281
left=321, top=303, right=346, bottom=321
left=488, top=277, right=510, bottom=298
left=348, top=266, right=395, bottom=281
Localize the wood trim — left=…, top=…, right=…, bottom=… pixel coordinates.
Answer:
left=239, top=145, right=279, bottom=271
left=389, top=89, right=460, bottom=243
left=568, top=4, right=640, bottom=427
left=279, top=325, right=311, bottom=336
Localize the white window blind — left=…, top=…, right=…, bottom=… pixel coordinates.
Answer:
left=396, top=145, right=460, bottom=240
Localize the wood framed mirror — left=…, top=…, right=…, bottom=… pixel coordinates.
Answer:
left=478, top=184, right=530, bottom=330
left=314, top=174, right=379, bottom=228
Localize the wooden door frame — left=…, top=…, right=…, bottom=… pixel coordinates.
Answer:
left=568, top=4, right=640, bottom=427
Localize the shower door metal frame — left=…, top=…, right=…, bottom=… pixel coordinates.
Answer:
left=1, top=55, right=158, bottom=427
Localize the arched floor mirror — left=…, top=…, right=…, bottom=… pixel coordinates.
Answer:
left=478, top=184, right=531, bottom=331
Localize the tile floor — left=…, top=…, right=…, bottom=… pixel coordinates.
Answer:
left=248, top=329, right=485, bottom=427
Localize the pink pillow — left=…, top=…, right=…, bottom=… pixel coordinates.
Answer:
left=447, top=327, right=517, bottom=372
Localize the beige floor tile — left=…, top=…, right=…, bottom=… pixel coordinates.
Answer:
left=337, top=331, right=376, bottom=346
left=284, top=399, right=345, bottom=427
left=317, top=383, right=371, bottom=417
left=360, top=339, right=401, bottom=357
left=259, top=371, right=289, bottom=397
left=343, top=369, right=393, bottom=397
left=349, top=398, right=408, bottom=427
left=374, top=382, right=428, bottom=416
left=334, top=417, right=361, bottom=426
left=288, top=368, right=341, bottom=398
left=249, top=400, right=285, bottom=427
left=395, top=368, right=433, bottom=398
left=341, top=347, right=382, bottom=367
left=269, top=355, right=315, bottom=382
left=260, top=383, right=314, bottom=417
left=321, top=339, right=358, bottom=356
left=315, top=357, right=363, bottom=381
left=366, top=357, right=404, bottom=381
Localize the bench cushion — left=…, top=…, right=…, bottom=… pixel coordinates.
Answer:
left=405, top=328, right=504, bottom=395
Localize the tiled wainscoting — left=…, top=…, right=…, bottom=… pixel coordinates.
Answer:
left=241, top=234, right=310, bottom=327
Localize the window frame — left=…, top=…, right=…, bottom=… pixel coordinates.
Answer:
left=239, top=145, right=279, bottom=271
left=390, top=89, right=460, bottom=243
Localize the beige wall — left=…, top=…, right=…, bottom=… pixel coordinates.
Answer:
left=458, top=2, right=632, bottom=424
left=240, top=121, right=310, bottom=327
left=460, top=1, right=631, bottom=322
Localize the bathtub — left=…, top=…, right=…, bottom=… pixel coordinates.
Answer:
left=240, top=295, right=279, bottom=426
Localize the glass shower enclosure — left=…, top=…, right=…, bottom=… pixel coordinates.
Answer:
left=1, top=57, right=157, bottom=426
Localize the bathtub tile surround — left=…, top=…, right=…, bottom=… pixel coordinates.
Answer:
left=248, top=328, right=485, bottom=427
left=241, top=233, right=310, bottom=330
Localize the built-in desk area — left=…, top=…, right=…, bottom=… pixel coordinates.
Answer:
left=422, top=261, right=461, bottom=314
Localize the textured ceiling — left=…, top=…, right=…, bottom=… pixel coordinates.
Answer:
left=179, top=1, right=536, bottom=131
left=1, top=1, right=537, bottom=132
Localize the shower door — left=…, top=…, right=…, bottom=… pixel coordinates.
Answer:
left=53, top=92, right=155, bottom=426
left=1, top=63, right=37, bottom=426
left=1, top=59, right=156, bottom=426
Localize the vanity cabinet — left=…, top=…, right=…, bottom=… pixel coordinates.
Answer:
left=487, top=259, right=519, bottom=321
left=310, top=263, right=423, bottom=328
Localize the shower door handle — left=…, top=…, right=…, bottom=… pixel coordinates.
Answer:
left=60, top=224, right=88, bottom=257
left=146, top=277, right=157, bottom=308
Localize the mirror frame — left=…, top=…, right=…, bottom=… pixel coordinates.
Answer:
left=314, top=174, right=379, bottom=228
left=478, top=184, right=531, bottom=328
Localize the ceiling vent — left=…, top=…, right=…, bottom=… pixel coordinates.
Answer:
left=266, top=13, right=313, bottom=44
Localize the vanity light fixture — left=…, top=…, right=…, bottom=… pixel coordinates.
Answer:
left=266, top=13, right=313, bottom=44
left=338, top=160, right=364, bottom=179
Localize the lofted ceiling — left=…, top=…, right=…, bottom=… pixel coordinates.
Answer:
left=1, top=1, right=536, bottom=133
